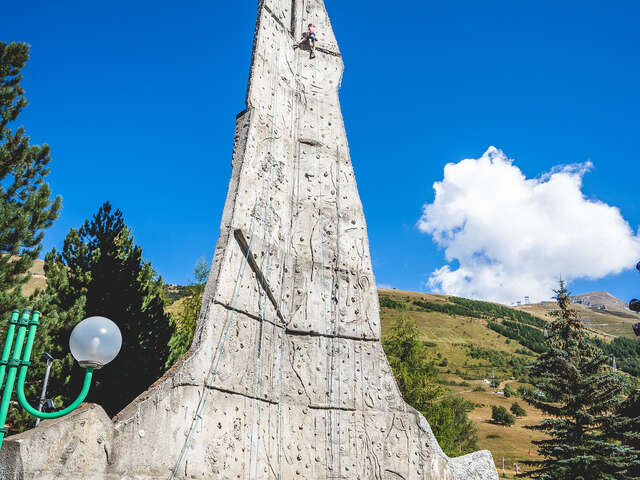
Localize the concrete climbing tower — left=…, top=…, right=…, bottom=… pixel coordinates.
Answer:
left=0, top=1, right=498, bottom=478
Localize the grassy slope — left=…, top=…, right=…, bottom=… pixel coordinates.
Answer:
left=378, top=289, right=545, bottom=477
left=19, top=259, right=47, bottom=297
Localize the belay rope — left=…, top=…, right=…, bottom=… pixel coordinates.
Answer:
left=169, top=4, right=285, bottom=478
left=169, top=198, right=259, bottom=480
left=247, top=5, right=285, bottom=476
left=311, top=35, right=343, bottom=477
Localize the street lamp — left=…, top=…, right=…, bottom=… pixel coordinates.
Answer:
left=35, top=352, right=55, bottom=427
left=0, top=310, right=122, bottom=449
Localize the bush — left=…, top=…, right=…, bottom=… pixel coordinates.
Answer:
left=427, top=395, right=480, bottom=457
left=472, top=385, right=486, bottom=392
left=486, top=434, right=502, bottom=439
left=379, top=295, right=406, bottom=310
left=491, top=405, right=516, bottom=426
left=503, top=383, right=516, bottom=398
left=510, top=402, right=527, bottom=417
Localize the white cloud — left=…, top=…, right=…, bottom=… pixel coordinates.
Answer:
left=418, top=147, right=640, bottom=304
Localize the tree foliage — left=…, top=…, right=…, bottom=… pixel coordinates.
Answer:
left=383, top=316, right=443, bottom=410
left=523, top=281, right=639, bottom=479
left=491, top=405, right=516, bottom=426
left=383, top=316, right=479, bottom=457
left=165, top=259, right=209, bottom=368
left=510, top=402, right=526, bottom=417
left=0, top=42, right=61, bottom=316
left=32, top=202, right=173, bottom=418
left=428, top=394, right=480, bottom=456
left=610, top=390, right=640, bottom=478
left=503, top=383, right=516, bottom=398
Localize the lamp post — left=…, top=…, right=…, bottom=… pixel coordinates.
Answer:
left=631, top=261, right=640, bottom=337
left=35, top=352, right=54, bottom=427
left=0, top=310, right=122, bottom=450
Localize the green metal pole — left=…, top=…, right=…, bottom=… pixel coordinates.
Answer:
left=0, top=309, right=31, bottom=447
left=0, top=310, right=97, bottom=451
left=15, top=310, right=93, bottom=418
left=16, top=368, right=93, bottom=419
left=0, top=310, right=20, bottom=388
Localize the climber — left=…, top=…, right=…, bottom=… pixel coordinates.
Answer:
left=294, top=23, right=317, bottom=58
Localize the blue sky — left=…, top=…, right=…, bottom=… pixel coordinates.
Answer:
left=4, top=1, right=640, bottom=304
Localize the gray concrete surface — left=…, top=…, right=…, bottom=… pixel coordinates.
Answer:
left=0, top=1, right=498, bottom=478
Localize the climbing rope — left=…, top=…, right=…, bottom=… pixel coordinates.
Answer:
left=248, top=5, right=286, bottom=476
left=249, top=155, right=278, bottom=478
left=308, top=34, right=340, bottom=477
left=333, top=146, right=344, bottom=478
left=169, top=198, right=260, bottom=480
left=270, top=9, right=308, bottom=475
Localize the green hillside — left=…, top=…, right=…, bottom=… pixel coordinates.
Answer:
left=377, top=288, right=639, bottom=478
left=378, top=289, right=546, bottom=476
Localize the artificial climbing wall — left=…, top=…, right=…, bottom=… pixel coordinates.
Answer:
left=0, top=1, right=498, bottom=479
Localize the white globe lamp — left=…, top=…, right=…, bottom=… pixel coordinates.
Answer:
left=69, top=316, right=122, bottom=369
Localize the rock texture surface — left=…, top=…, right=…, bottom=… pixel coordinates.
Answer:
left=0, top=1, right=498, bottom=478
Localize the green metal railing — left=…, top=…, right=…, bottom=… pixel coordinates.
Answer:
left=0, top=310, right=93, bottom=450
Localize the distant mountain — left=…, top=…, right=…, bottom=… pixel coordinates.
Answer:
left=518, top=291, right=638, bottom=338
left=572, top=291, right=630, bottom=312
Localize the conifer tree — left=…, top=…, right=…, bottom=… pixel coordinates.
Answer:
left=0, top=42, right=61, bottom=315
left=610, top=390, right=640, bottom=478
left=524, top=281, right=639, bottom=479
left=38, top=202, right=173, bottom=417
left=383, top=316, right=443, bottom=411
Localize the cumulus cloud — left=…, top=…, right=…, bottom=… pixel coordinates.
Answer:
left=418, top=147, right=640, bottom=304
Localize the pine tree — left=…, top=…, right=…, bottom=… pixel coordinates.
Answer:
left=383, top=316, right=443, bottom=411
left=0, top=42, right=61, bottom=315
left=524, top=281, right=639, bottom=479
left=610, top=390, right=640, bottom=478
left=38, top=202, right=173, bottom=417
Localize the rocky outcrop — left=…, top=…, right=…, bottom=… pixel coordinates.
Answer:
left=0, top=1, right=498, bottom=478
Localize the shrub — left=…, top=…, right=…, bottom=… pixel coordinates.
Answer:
left=503, top=383, right=516, bottom=398
left=518, top=385, right=534, bottom=398
left=510, top=402, right=527, bottom=417
left=379, top=295, right=406, bottom=310
left=491, top=405, right=515, bottom=426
